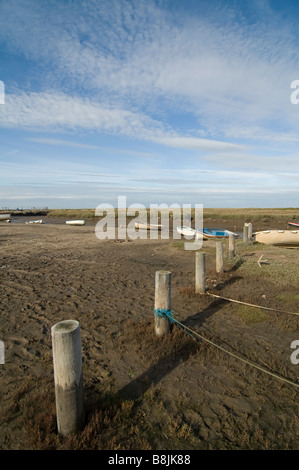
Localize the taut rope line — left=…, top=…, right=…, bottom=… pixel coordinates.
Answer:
left=205, top=292, right=299, bottom=317
left=154, top=309, right=299, bottom=390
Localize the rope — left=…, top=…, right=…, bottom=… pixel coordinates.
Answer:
left=205, top=291, right=299, bottom=317
left=154, top=308, right=299, bottom=389
left=154, top=308, right=175, bottom=323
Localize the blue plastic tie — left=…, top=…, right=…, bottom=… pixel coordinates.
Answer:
left=154, top=308, right=175, bottom=323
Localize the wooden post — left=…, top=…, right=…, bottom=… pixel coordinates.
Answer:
left=247, top=222, right=252, bottom=241
left=243, top=223, right=249, bottom=243
left=216, top=241, right=224, bottom=273
left=229, top=233, right=235, bottom=258
left=195, top=252, right=206, bottom=293
left=154, top=270, right=172, bottom=337
left=51, top=320, right=85, bottom=437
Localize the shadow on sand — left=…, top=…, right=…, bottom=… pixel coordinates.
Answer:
left=118, top=275, right=241, bottom=401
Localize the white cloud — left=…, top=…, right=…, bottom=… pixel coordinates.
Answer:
left=155, top=136, right=245, bottom=153
left=0, top=91, right=167, bottom=139
left=2, top=91, right=249, bottom=155
left=1, top=0, right=298, bottom=142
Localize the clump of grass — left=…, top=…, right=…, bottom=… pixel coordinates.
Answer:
left=171, top=241, right=185, bottom=250
left=2, top=374, right=153, bottom=450
left=235, top=305, right=269, bottom=324
left=276, top=293, right=299, bottom=302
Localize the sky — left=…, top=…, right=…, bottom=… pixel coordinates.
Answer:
left=1, top=0, right=299, bottom=209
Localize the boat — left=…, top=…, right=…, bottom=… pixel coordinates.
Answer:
left=253, top=230, right=299, bottom=246
left=196, top=228, right=239, bottom=239
left=0, top=213, right=11, bottom=221
left=25, top=219, right=43, bottom=224
left=288, top=221, right=299, bottom=228
left=66, top=220, right=85, bottom=226
left=135, top=223, right=164, bottom=230
left=176, top=226, right=197, bottom=237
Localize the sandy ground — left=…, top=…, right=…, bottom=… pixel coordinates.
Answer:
left=0, top=219, right=299, bottom=450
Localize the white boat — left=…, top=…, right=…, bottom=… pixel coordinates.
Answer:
left=253, top=230, right=299, bottom=246
left=0, top=213, right=11, bottom=221
left=25, top=219, right=43, bottom=224
left=66, top=220, right=85, bottom=226
left=135, top=223, right=164, bottom=230
left=177, top=226, right=239, bottom=240
left=176, top=226, right=197, bottom=237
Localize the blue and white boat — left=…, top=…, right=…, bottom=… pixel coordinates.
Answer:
left=196, top=228, right=239, bottom=239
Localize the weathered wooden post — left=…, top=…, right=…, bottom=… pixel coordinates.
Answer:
left=51, top=320, right=85, bottom=437
left=154, top=270, right=172, bottom=337
left=195, top=252, right=206, bottom=293
left=247, top=222, right=252, bottom=241
left=243, top=223, right=249, bottom=243
left=229, top=233, right=235, bottom=258
left=216, top=241, right=224, bottom=273
left=0, top=340, right=4, bottom=364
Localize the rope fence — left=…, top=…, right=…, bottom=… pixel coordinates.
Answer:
left=154, top=306, right=299, bottom=390
left=154, top=241, right=299, bottom=391
left=205, top=292, right=299, bottom=317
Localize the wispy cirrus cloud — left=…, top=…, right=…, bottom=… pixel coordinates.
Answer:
left=2, top=91, right=249, bottom=154
left=1, top=0, right=298, bottom=144
left=0, top=91, right=166, bottom=138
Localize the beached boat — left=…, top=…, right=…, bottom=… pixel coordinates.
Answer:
left=288, top=221, right=299, bottom=228
left=0, top=213, right=11, bottom=221
left=253, top=230, right=299, bottom=246
left=176, top=226, right=197, bottom=237
left=196, top=228, right=239, bottom=239
left=66, top=220, right=85, bottom=226
left=25, top=219, right=43, bottom=224
left=135, top=223, right=164, bottom=230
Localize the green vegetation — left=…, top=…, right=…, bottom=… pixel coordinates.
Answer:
left=47, top=209, right=96, bottom=219
left=19, top=207, right=297, bottom=222
left=276, top=293, right=299, bottom=302
left=235, top=305, right=269, bottom=325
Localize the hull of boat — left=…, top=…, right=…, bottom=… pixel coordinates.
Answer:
left=197, top=228, right=239, bottom=239
left=254, top=230, right=299, bottom=246
left=176, top=226, right=196, bottom=237
left=66, top=220, right=85, bottom=226
left=0, top=214, right=11, bottom=221
left=135, top=223, right=164, bottom=230
left=25, top=220, right=43, bottom=224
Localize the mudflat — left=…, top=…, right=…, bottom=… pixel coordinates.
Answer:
left=0, top=218, right=299, bottom=450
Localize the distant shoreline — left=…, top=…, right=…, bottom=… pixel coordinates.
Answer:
left=1, top=207, right=298, bottom=233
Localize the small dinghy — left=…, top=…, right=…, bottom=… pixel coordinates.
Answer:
left=0, top=213, right=11, bottom=221
left=135, top=223, right=164, bottom=230
left=196, top=228, right=239, bottom=239
left=66, top=220, right=85, bottom=226
left=25, top=219, right=43, bottom=224
left=253, top=230, right=299, bottom=246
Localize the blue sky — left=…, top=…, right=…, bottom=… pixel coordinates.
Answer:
left=1, top=0, right=299, bottom=209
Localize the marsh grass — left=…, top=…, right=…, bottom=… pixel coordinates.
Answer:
left=276, top=293, right=299, bottom=302
left=42, top=207, right=299, bottom=224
